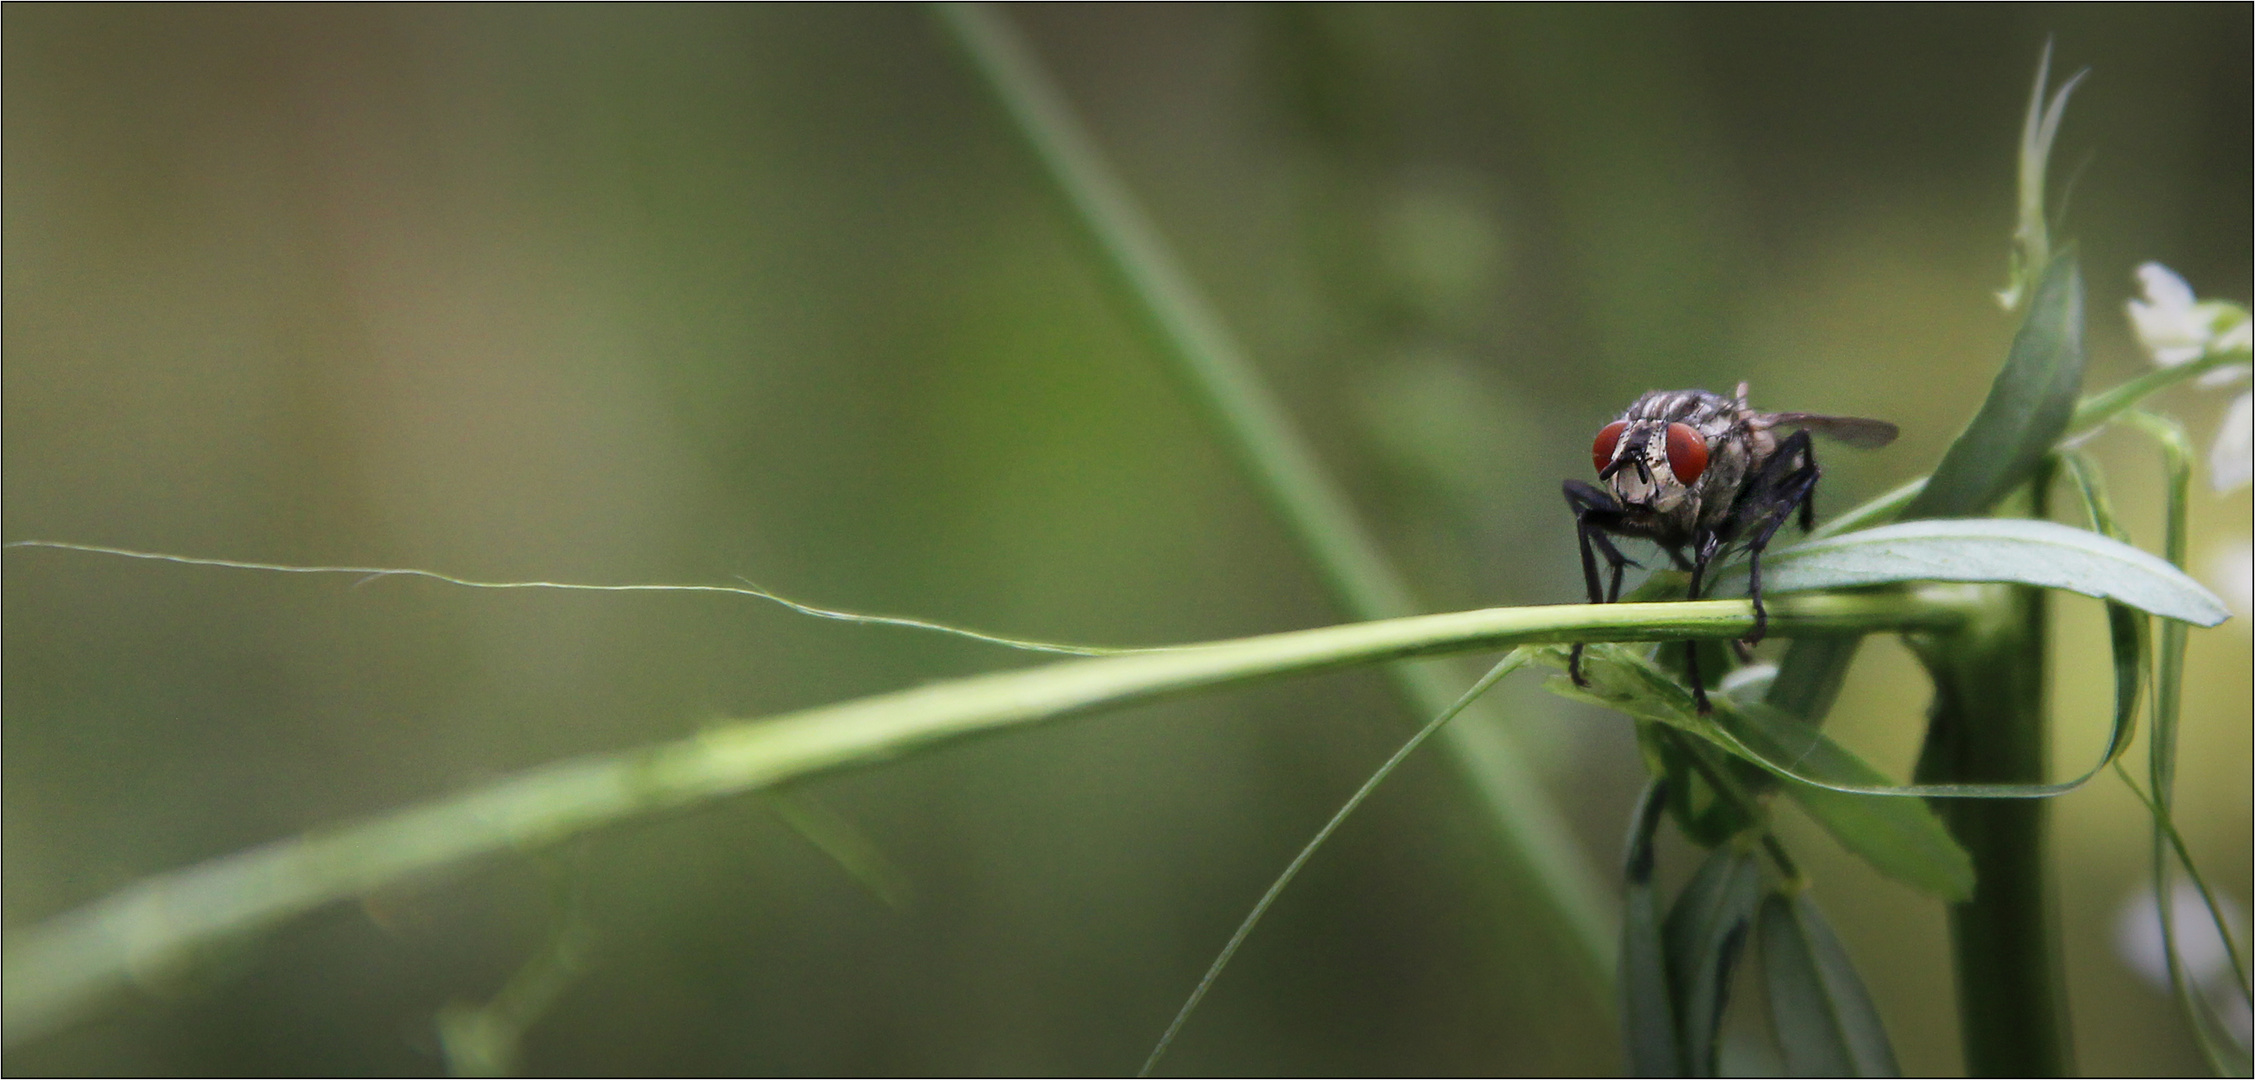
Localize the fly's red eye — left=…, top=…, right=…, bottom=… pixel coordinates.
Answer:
left=1666, top=423, right=1709, bottom=483
left=1592, top=421, right=1628, bottom=474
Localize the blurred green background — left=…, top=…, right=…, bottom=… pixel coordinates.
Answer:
left=4, top=5, right=2248, bottom=1075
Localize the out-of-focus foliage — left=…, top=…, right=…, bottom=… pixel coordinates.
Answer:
left=3, top=6, right=2247, bottom=1074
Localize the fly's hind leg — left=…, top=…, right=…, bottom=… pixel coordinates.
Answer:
left=1730, top=430, right=1821, bottom=646
left=1564, top=480, right=1644, bottom=687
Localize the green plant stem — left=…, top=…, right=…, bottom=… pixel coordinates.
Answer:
left=3, top=592, right=1958, bottom=1048
left=2073, top=349, right=2250, bottom=436
left=1911, top=466, right=2074, bottom=1076
left=928, top=2, right=1618, bottom=986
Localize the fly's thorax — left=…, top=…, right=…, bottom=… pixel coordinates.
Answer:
left=1690, top=426, right=1759, bottom=532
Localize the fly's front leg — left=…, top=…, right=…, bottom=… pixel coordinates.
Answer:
left=1683, top=531, right=1725, bottom=714
left=1563, top=480, right=1642, bottom=687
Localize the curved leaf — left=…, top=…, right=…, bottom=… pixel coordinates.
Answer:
left=1902, top=253, right=2086, bottom=519
left=1718, top=703, right=1973, bottom=901
left=2060, top=451, right=2148, bottom=789
left=1664, top=847, right=1763, bottom=1077
left=1760, top=893, right=1901, bottom=1077
left=1712, top=518, right=2229, bottom=627
left=1546, top=640, right=2111, bottom=830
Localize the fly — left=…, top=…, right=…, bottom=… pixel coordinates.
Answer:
left=1564, top=382, right=1898, bottom=711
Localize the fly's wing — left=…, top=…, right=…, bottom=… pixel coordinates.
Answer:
left=1764, top=413, right=1900, bottom=449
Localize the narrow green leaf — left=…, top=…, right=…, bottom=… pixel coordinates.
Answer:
left=4, top=596, right=1964, bottom=1050
left=1664, top=847, right=1763, bottom=1077
left=1621, top=781, right=1682, bottom=1078
left=2113, top=770, right=2255, bottom=1037
left=1139, top=652, right=1529, bottom=1077
left=930, top=3, right=1623, bottom=985
left=1549, top=642, right=2100, bottom=802
left=2116, top=412, right=2252, bottom=1077
left=2060, top=452, right=2147, bottom=780
left=1548, top=640, right=2074, bottom=915
left=1713, top=518, right=2230, bottom=627
left=1718, top=703, right=1974, bottom=901
left=1761, top=893, right=1902, bottom=1077
left=1903, top=253, right=2086, bottom=519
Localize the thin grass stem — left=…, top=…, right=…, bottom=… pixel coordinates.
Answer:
left=1137, top=650, right=1530, bottom=1076
left=2, top=591, right=1954, bottom=1047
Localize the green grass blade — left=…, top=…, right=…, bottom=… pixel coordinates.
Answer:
left=928, top=0, right=1619, bottom=983
left=2117, top=411, right=2251, bottom=1076
left=2113, top=768, right=2254, bottom=1008
left=3, top=593, right=1955, bottom=1048
left=1137, top=651, right=1527, bottom=1076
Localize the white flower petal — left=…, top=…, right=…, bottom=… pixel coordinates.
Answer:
left=2129, top=305, right=2209, bottom=366
left=2115, top=881, right=2249, bottom=991
left=2130, top=263, right=2220, bottom=367
left=2138, top=262, right=2198, bottom=311
left=2212, top=392, right=2253, bottom=493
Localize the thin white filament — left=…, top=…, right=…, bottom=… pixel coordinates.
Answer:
left=3, top=540, right=1137, bottom=656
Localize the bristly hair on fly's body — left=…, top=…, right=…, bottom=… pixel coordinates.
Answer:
left=1563, top=381, right=1898, bottom=712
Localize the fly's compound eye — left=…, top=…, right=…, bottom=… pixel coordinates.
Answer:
left=1665, top=422, right=1709, bottom=483
left=1591, top=421, right=1628, bottom=474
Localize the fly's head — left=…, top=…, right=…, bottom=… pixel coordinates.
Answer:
left=1589, top=389, right=1749, bottom=533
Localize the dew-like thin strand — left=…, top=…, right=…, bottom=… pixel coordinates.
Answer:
left=3, top=540, right=1135, bottom=656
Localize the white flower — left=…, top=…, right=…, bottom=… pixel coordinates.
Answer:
left=2127, top=263, right=2255, bottom=493
left=2114, top=882, right=2254, bottom=1050
left=2129, top=263, right=2249, bottom=367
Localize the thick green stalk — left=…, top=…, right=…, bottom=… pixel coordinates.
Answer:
left=4, top=592, right=1955, bottom=1048
left=1911, top=467, right=2074, bottom=1075
left=928, top=4, right=1617, bottom=982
